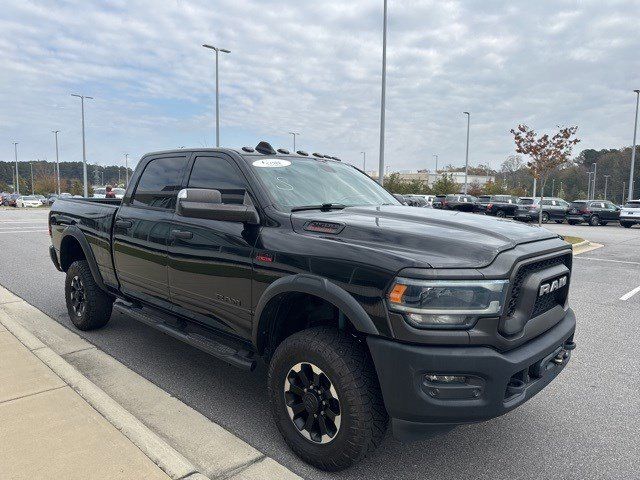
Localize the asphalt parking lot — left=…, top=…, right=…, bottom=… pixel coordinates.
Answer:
left=1, top=207, right=639, bottom=480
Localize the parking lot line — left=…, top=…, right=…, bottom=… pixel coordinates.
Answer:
left=574, top=257, right=640, bottom=266
left=620, top=285, right=640, bottom=301
left=0, top=230, right=48, bottom=234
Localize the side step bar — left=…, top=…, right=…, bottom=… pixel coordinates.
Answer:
left=114, top=301, right=257, bottom=371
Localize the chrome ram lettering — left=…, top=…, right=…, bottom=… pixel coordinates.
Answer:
left=539, top=276, right=567, bottom=297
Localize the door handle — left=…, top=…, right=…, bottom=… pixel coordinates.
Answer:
left=115, top=219, right=133, bottom=228
left=170, top=229, right=193, bottom=240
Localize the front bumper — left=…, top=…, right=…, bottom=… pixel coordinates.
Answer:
left=620, top=216, right=640, bottom=224
left=367, top=309, right=576, bottom=441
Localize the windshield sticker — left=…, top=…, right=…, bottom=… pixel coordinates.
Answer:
left=253, top=159, right=291, bottom=168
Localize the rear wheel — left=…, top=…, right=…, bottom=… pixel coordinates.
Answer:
left=65, top=260, right=113, bottom=330
left=495, top=210, right=506, bottom=218
left=268, top=327, right=388, bottom=471
left=568, top=220, right=579, bottom=225
left=555, top=220, right=564, bottom=224
left=589, top=215, right=600, bottom=227
left=541, top=212, right=550, bottom=223
left=621, top=222, right=633, bottom=228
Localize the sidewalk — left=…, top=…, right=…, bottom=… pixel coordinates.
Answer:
left=0, top=322, right=170, bottom=480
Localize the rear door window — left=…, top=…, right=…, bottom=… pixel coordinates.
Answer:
left=132, top=156, right=188, bottom=209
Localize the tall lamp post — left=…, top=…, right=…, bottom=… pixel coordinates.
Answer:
left=591, top=163, right=597, bottom=199
left=361, top=151, right=366, bottom=171
left=377, top=0, right=388, bottom=186
left=629, top=89, right=640, bottom=201
left=463, top=111, right=471, bottom=194
left=52, top=130, right=61, bottom=195
left=12, top=142, right=19, bottom=194
left=587, top=172, right=593, bottom=199
left=124, top=153, right=129, bottom=187
left=71, top=94, right=93, bottom=197
left=202, top=44, right=231, bottom=147
left=30, top=161, right=34, bottom=194
left=288, top=132, right=300, bottom=152
left=604, top=175, right=610, bottom=200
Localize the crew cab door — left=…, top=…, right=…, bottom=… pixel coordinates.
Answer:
left=112, top=154, right=188, bottom=309
left=167, top=153, right=257, bottom=338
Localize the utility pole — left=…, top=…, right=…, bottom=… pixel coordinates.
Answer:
left=71, top=94, right=93, bottom=197
left=124, top=153, right=129, bottom=187
left=377, top=0, right=388, bottom=186
left=629, top=90, right=640, bottom=201
left=52, top=130, right=61, bottom=195
left=361, top=151, right=366, bottom=171
left=202, top=44, right=231, bottom=147
left=604, top=175, right=610, bottom=200
left=12, top=142, right=19, bottom=194
left=463, top=111, right=470, bottom=194
left=288, top=132, right=300, bottom=152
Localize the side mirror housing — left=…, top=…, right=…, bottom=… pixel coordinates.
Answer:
left=176, top=188, right=259, bottom=224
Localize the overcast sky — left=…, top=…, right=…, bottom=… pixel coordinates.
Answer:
left=1, top=0, right=639, bottom=172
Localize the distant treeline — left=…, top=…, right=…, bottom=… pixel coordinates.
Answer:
left=0, top=160, right=133, bottom=194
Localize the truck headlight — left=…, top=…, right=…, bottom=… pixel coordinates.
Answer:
left=387, top=278, right=509, bottom=329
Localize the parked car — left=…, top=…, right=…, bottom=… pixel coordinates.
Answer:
left=514, top=197, right=570, bottom=223
left=403, top=194, right=430, bottom=207
left=392, top=193, right=408, bottom=205
left=16, top=195, right=43, bottom=208
left=93, top=187, right=106, bottom=198
left=566, top=200, right=620, bottom=226
left=477, top=195, right=519, bottom=217
left=619, top=200, right=640, bottom=228
left=5, top=193, right=20, bottom=207
left=46, top=194, right=59, bottom=205
left=433, top=194, right=478, bottom=212
left=35, top=194, right=47, bottom=205
left=49, top=143, right=576, bottom=471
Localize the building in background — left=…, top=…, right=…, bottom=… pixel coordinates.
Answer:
left=366, top=170, right=495, bottom=189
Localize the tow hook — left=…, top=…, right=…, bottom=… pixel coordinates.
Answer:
left=531, top=340, right=576, bottom=377
left=552, top=340, right=576, bottom=365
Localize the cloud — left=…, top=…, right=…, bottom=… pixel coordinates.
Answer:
left=0, top=0, right=638, bottom=173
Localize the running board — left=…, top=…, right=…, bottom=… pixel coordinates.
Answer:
left=113, top=301, right=257, bottom=371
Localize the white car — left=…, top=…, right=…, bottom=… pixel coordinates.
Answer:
left=620, top=199, right=640, bottom=228
left=16, top=195, right=43, bottom=208
left=93, top=187, right=106, bottom=198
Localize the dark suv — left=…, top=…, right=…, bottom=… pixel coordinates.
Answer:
left=433, top=194, right=478, bottom=212
left=514, top=197, right=570, bottom=223
left=477, top=195, right=519, bottom=217
left=566, top=200, right=620, bottom=226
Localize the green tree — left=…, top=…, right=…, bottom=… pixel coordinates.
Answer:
left=431, top=174, right=457, bottom=195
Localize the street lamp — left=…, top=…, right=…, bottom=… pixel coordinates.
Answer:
left=604, top=175, right=610, bottom=199
left=288, top=132, right=300, bottom=152
left=587, top=172, right=593, bottom=199
left=361, top=151, right=366, bottom=171
left=629, top=89, right=640, bottom=201
left=12, top=142, right=19, bottom=194
left=433, top=153, right=438, bottom=173
left=463, top=111, right=471, bottom=194
left=52, top=131, right=61, bottom=195
left=377, top=0, right=388, bottom=186
left=30, top=161, right=34, bottom=194
left=202, top=44, right=231, bottom=147
left=124, top=153, right=129, bottom=187
left=71, top=94, right=93, bottom=197
left=591, top=162, right=597, bottom=199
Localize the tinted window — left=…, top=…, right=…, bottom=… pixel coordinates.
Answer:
left=519, top=198, right=534, bottom=205
left=479, top=195, right=491, bottom=202
left=625, top=201, right=640, bottom=208
left=188, top=156, right=248, bottom=204
left=132, top=156, right=187, bottom=209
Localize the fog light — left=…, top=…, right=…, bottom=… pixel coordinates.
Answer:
left=424, top=374, right=467, bottom=383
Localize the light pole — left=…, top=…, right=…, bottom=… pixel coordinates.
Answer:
left=30, top=161, right=34, bottom=194
left=202, top=44, right=231, bottom=147
left=433, top=154, right=438, bottom=173
left=622, top=181, right=626, bottom=204
left=551, top=178, right=555, bottom=197
left=361, top=151, right=366, bottom=171
left=12, top=142, right=19, bottom=194
left=592, top=162, right=597, bottom=199
left=52, top=130, right=61, bottom=195
left=288, top=132, right=300, bottom=152
left=587, top=172, right=593, bottom=199
left=377, top=0, right=388, bottom=186
left=71, top=94, right=93, bottom=197
left=463, top=111, right=470, bottom=194
left=629, top=89, right=640, bottom=201
left=124, top=153, right=129, bottom=187
left=604, top=175, right=610, bottom=199
left=533, top=177, right=537, bottom=197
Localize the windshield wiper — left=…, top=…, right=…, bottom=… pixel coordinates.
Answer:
left=291, top=203, right=347, bottom=212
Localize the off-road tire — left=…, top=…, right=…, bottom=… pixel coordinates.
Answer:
left=268, top=327, right=388, bottom=471
left=589, top=215, right=600, bottom=227
left=65, top=260, right=113, bottom=330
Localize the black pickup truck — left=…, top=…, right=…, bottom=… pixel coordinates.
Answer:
left=48, top=142, right=576, bottom=471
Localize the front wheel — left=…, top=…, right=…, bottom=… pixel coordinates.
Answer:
left=65, top=260, right=113, bottom=330
left=621, top=222, right=632, bottom=228
left=495, top=210, right=506, bottom=218
left=541, top=212, right=550, bottom=223
left=589, top=215, right=600, bottom=227
left=268, top=327, right=388, bottom=471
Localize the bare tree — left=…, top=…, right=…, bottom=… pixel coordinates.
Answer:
left=510, top=125, right=580, bottom=225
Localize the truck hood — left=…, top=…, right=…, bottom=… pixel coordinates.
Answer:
left=291, top=205, right=559, bottom=268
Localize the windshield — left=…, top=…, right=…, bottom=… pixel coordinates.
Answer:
left=624, top=201, right=640, bottom=208
left=22, top=196, right=37, bottom=200
left=248, top=157, right=398, bottom=211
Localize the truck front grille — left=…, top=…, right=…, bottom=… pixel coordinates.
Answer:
left=506, top=253, right=572, bottom=317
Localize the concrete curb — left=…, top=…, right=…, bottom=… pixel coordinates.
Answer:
left=0, top=312, right=200, bottom=480
left=572, top=240, right=604, bottom=255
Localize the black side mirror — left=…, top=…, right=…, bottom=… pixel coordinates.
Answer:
left=176, top=188, right=259, bottom=224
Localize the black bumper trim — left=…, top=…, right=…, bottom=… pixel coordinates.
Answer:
left=367, top=309, right=576, bottom=441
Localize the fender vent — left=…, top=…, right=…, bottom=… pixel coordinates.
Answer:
left=303, top=221, right=344, bottom=234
